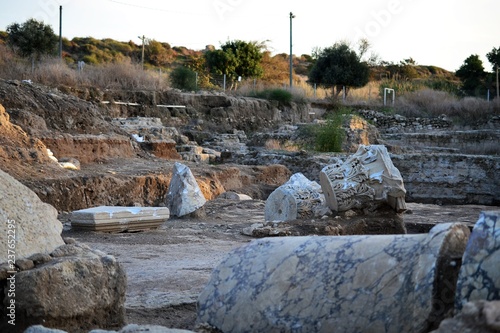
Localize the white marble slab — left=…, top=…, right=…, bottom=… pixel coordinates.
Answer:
left=71, top=206, right=169, bottom=232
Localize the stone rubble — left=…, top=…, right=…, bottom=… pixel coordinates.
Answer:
left=264, top=173, right=330, bottom=222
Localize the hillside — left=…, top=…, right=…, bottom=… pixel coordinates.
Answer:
left=0, top=32, right=457, bottom=86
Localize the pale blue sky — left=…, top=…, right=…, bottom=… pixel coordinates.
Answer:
left=1, top=0, right=498, bottom=71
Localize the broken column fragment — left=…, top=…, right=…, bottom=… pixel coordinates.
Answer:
left=166, top=162, right=206, bottom=217
left=455, top=211, right=500, bottom=311
left=197, top=223, right=469, bottom=333
left=320, top=144, right=407, bottom=213
left=264, top=173, right=330, bottom=222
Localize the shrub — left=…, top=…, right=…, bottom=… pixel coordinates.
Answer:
left=169, top=66, right=197, bottom=91
left=250, top=88, right=293, bottom=104
left=314, top=110, right=348, bottom=152
left=267, top=88, right=292, bottom=103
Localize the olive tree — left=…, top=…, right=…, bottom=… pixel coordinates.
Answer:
left=205, top=40, right=263, bottom=89
left=6, top=19, right=58, bottom=70
left=308, top=42, right=369, bottom=98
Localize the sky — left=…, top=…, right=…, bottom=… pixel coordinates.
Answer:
left=0, top=0, right=499, bottom=72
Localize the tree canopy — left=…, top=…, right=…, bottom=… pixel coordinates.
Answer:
left=6, top=19, right=58, bottom=60
left=456, top=54, right=486, bottom=96
left=486, top=47, right=500, bottom=71
left=308, top=42, right=369, bottom=97
left=205, top=40, right=264, bottom=87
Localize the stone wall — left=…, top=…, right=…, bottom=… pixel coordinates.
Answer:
left=391, top=154, right=500, bottom=205
left=230, top=152, right=500, bottom=206
left=357, top=109, right=452, bottom=133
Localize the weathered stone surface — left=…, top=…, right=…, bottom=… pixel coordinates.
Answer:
left=431, top=301, right=500, bottom=333
left=25, top=324, right=196, bottom=333
left=197, top=223, right=470, bottom=333
left=1, top=243, right=127, bottom=333
left=392, top=154, right=500, bottom=206
left=71, top=206, right=170, bottom=232
left=456, top=211, right=500, bottom=311
left=166, top=162, right=206, bottom=217
left=320, top=145, right=406, bottom=213
left=218, top=191, right=252, bottom=201
left=24, top=325, right=68, bottom=333
left=0, top=168, right=64, bottom=264
left=265, top=173, right=330, bottom=222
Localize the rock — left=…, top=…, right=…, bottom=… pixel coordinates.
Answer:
left=166, top=162, right=207, bottom=217
left=58, top=157, right=81, bottom=170
left=241, top=223, right=265, bottom=236
left=455, top=211, right=500, bottom=311
left=118, top=324, right=195, bottom=333
left=28, top=253, right=53, bottom=266
left=15, top=258, right=34, bottom=271
left=0, top=168, right=65, bottom=264
left=197, top=223, right=470, bottom=333
left=320, top=145, right=407, bottom=213
left=431, top=301, right=500, bottom=333
left=265, top=173, right=330, bottom=222
left=1, top=244, right=127, bottom=333
left=24, top=325, right=68, bottom=333
left=218, top=191, right=252, bottom=201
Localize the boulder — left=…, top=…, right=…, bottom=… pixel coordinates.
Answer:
left=166, top=162, right=206, bottom=217
left=320, top=145, right=407, bottom=213
left=197, top=223, right=470, bottom=333
left=1, top=243, right=126, bottom=333
left=0, top=168, right=64, bottom=264
left=265, top=173, right=330, bottom=222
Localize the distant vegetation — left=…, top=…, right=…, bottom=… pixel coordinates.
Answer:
left=0, top=18, right=498, bottom=126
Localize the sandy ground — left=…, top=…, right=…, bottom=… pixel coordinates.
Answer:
left=61, top=198, right=499, bottom=331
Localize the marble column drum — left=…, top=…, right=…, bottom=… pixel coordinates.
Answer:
left=455, top=211, right=500, bottom=311
left=197, top=223, right=469, bottom=333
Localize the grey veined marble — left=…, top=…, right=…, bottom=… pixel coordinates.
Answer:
left=456, top=211, right=500, bottom=311
left=197, top=223, right=469, bottom=333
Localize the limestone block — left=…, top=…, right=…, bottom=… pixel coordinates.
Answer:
left=0, top=168, right=64, bottom=264
left=265, top=173, right=330, bottom=222
left=455, top=211, right=500, bottom=311
left=166, top=162, right=206, bottom=217
left=0, top=243, right=126, bottom=333
left=71, top=206, right=169, bottom=232
left=320, top=144, right=406, bottom=213
left=197, top=223, right=470, bottom=333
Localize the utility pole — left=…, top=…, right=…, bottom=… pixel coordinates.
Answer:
left=59, top=6, right=62, bottom=59
left=289, top=12, right=295, bottom=90
left=138, top=35, right=145, bottom=70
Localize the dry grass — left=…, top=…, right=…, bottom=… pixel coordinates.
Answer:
left=264, top=139, right=300, bottom=152
left=394, top=89, right=500, bottom=126
left=0, top=48, right=169, bottom=91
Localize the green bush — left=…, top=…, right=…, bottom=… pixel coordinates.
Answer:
left=170, top=66, right=197, bottom=91
left=296, top=107, right=350, bottom=152
left=267, top=88, right=292, bottom=103
left=315, top=111, right=347, bottom=152
left=250, top=88, right=293, bottom=104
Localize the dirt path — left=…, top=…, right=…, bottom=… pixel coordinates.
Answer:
left=62, top=199, right=499, bottom=331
